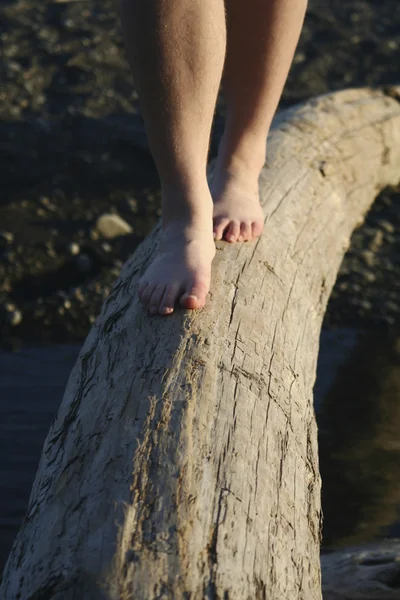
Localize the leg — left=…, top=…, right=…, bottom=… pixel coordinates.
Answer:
left=120, top=0, right=226, bottom=314
left=212, top=0, right=308, bottom=242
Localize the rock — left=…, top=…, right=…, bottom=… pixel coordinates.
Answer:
left=93, top=213, right=133, bottom=239
left=2, top=250, right=15, bottom=264
left=68, top=242, right=80, bottom=256
left=0, top=231, right=14, bottom=247
left=385, top=300, right=399, bottom=313
left=361, top=250, right=375, bottom=267
left=378, top=219, right=395, bottom=234
left=363, top=270, right=376, bottom=283
left=368, top=229, right=384, bottom=251
left=2, top=304, right=22, bottom=327
left=100, top=242, right=112, bottom=253
left=75, top=253, right=93, bottom=273
left=126, top=198, right=138, bottom=213
left=360, top=299, right=372, bottom=310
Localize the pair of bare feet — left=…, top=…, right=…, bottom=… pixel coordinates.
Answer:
left=138, top=159, right=265, bottom=315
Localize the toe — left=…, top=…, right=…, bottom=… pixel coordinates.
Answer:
left=159, top=283, right=181, bottom=315
left=148, top=283, right=167, bottom=314
left=224, top=220, right=241, bottom=243
left=213, top=217, right=230, bottom=241
left=140, top=282, right=157, bottom=306
left=251, top=221, right=264, bottom=239
left=180, top=281, right=208, bottom=310
left=239, top=222, right=252, bottom=242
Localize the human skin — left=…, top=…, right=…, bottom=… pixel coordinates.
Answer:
left=120, top=0, right=307, bottom=315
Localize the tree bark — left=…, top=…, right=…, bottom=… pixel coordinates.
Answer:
left=1, top=87, right=400, bottom=600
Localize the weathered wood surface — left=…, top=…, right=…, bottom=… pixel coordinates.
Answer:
left=1, top=87, right=400, bottom=600
left=322, top=539, right=400, bottom=599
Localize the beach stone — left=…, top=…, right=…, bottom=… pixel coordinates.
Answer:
left=361, top=250, right=375, bottom=267
left=126, top=198, right=138, bottom=213
left=385, top=301, right=399, bottom=313
left=2, top=304, right=22, bottom=326
left=100, top=242, right=112, bottom=253
left=368, top=229, right=384, bottom=251
left=378, top=219, right=395, bottom=234
left=75, top=253, right=93, bottom=273
left=68, top=242, right=80, bottom=256
left=0, top=232, right=14, bottom=247
left=93, top=213, right=133, bottom=239
left=360, top=299, right=372, bottom=310
left=363, top=271, right=376, bottom=283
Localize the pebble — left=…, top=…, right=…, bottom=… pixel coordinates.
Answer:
left=385, top=301, right=399, bottom=313
left=369, top=230, right=384, bottom=251
left=0, top=231, right=14, bottom=246
left=3, top=304, right=22, bottom=326
left=126, top=198, right=138, bottom=213
left=75, top=253, right=93, bottom=273
left=360, top=299, right=372, bottom=310
left=361, top=250, right=375, bottom=267
left=93, top=213, right=133, bottom=239
left=100, top=242, right=112, bottom=253
left=68, top=242, right=80, bottom=256
left=73, top=288, right=84, bottom=302
left=378, top=219, right=395, bottom=234
left=2, top=250, right=15, bottom=263
left=363, top=271, right=376, bottom=283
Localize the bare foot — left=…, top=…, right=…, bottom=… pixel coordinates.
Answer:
left=211, top=162, right=265, bottom=243
left=138, top=213, right=215, bottom=315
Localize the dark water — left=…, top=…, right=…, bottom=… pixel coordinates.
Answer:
left=1, top=329, right=400, bottom=571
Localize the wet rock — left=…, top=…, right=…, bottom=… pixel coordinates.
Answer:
left=93, top=213, right=133, bottom=239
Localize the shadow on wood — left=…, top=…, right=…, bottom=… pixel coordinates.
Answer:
left=1, top=86, right=400, bottom=600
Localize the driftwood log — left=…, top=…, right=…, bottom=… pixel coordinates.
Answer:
left=322, top=539, right=400, bottom=600
left=1, top=87, right=400, bottom=600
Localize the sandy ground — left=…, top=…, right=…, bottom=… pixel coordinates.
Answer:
left=0, top=0, right=399, bottom=347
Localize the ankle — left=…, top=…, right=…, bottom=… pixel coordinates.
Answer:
left=160, top=182, right=213, bottom=229
left=216, top=132, right=267, bottom=176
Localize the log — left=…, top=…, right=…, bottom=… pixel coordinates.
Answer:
left=1, top=86, right=400, bottom=600
left=322, top=539, right=400, bottom=600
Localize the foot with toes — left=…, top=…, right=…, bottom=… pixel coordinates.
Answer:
left=138, top=163, right=265, bottom=315
left=211, top=162, right=265, bottom=243
left=138, top=216, right=215, bottom=316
